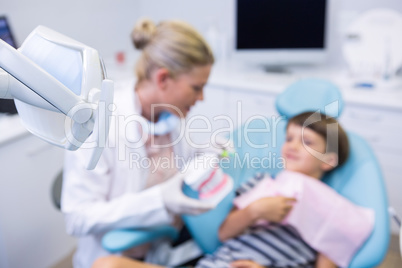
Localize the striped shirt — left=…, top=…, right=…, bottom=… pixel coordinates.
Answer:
left=195, top=174, right=317, bottom=268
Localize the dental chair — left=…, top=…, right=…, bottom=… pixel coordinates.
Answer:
left=102, top=79, right=390, bottom=267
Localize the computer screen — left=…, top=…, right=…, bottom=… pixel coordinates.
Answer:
left=0, top=16, right=18, bottom=114
left=235, top=0, right=328, bottom=69
left=0, top=16, right=17, bottom=48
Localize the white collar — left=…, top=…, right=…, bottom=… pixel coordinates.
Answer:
left=134, top=91, right=180, bottom=136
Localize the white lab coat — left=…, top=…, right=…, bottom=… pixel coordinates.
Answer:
left=61, top=82, right=196, bottom=268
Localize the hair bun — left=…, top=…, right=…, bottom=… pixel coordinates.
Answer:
left=131, top=18, right=157, bottom=49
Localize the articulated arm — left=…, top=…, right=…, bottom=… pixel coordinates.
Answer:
left=0, top=26, right=114, bottom=169
left=0, top=39, right=92, bottom=123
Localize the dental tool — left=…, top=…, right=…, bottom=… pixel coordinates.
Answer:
left=183, top=153, right=234, bottom=205
left=0, top=26, right=114, bottom=169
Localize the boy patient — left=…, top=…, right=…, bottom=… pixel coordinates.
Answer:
left=93, top=111, right=374, bottom=268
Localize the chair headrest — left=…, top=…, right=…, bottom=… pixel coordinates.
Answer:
left=275, top=78, right=344, bottom=119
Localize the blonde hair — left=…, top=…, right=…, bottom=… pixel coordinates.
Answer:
left=131, top=18, right=214, bottom=82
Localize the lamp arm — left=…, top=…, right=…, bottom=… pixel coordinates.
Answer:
left=0, top=25, right=114, bottom=169
left=0, top=68, right=61, bottom=112
left=0, top=39, right=92, bottom=124
left=0, top=67, right=11, bottom=99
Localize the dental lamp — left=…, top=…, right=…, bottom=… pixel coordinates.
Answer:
left=0, top=26, right=114, bottom=169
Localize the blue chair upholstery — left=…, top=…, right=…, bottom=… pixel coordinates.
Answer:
left=322, top=132, right=389, bottom=267
left=102, top=226, right=179, bottom=253
left=102, top=79, right=390, bottom=267
left=275, top=78, right=344, bottom=119
left=184, top=79, right=390, bottom=266
left=273, top=78, right=390, bottom=266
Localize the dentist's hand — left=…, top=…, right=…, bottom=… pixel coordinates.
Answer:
left=160, top=173, right=215, bottom=215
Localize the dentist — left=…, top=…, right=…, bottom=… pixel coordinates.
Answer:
left=61, top=18, right=215, bottom=268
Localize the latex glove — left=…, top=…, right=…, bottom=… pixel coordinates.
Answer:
left=160, top=173, right=215, bottom=215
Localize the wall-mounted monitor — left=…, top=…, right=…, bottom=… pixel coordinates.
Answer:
left=0, top=16, right=18, bottom=114
left=0, top=16, right=17, bottom=48
left=234, top=0, right=328, bottom=71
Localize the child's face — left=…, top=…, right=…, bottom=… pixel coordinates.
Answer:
left=281, top=123, right=328, bottom=179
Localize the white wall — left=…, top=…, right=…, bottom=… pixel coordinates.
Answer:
left=1, top=0, right=140, bottom=58
left=2, top=0, right=401, bottom=65
left=331, top=0, right=402, bottom=66
left=136, top=0, right=402, bottom=67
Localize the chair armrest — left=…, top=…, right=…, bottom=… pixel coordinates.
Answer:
left=102, top=226, right=179, bottom=253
